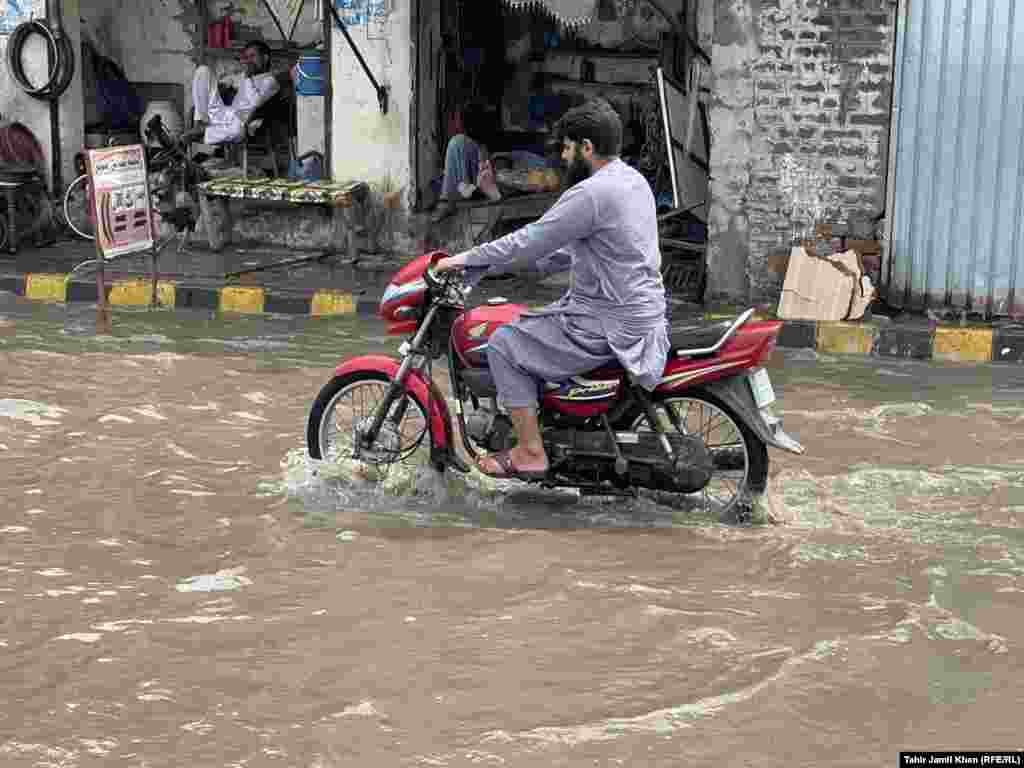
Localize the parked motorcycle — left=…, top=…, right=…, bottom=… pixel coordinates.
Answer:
left=307, top=251, right=804, bottom=515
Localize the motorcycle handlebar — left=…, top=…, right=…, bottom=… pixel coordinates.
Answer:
left=424, top=254, right=463, bottom=297
left=424, top=250, right=486, bottom=296
left=423, top=251, right=448, bottom=285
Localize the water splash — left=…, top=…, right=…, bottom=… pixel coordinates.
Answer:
left=278, top=446, right=766, bottom=531
left=279, top=446, right=510, bottom=529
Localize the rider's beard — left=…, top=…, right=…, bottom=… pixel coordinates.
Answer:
left=244, top=57, right=268, bottom=77
left=564, top=148, right=592, bottom=187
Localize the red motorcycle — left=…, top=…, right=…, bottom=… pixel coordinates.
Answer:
left=307, top=251, right=804, bottom=515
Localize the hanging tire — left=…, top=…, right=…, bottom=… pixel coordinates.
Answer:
left=6, top=21, right=75, bottom=101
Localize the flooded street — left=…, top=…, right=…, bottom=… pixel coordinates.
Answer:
left=2, top=295, right=1024, bottom=767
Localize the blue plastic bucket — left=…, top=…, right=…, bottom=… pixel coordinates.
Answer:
left=295, top=54, right=325, bottom=96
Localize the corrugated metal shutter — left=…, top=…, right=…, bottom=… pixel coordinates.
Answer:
left=887, top=0, right=1024, bottom=317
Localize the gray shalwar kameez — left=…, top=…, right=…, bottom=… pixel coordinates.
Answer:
left=463, top=158, right=669, bottom=409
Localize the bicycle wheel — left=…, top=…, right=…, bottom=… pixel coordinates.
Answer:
left=63, top=173, right=94, bottom=241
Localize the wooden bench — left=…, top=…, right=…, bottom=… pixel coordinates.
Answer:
left=197, top=175, right=370, bottom=257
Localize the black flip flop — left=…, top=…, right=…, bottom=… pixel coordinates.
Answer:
left=477, top=450, right=548, bottom=482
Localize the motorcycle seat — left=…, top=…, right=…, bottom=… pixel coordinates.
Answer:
left=668, top=320, right=734, bottom=355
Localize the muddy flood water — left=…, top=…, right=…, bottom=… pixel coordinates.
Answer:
left=2, top=297, right=1024, bottom=767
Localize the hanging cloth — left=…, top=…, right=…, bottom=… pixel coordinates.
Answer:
left=502, top=0, right=599, bottom=28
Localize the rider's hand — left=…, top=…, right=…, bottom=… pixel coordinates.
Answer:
left=434, top=251, right=470, bottom=273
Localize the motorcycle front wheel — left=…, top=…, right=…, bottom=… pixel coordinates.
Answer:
left=307, top=372, right=429, bottom=465
left=624, top=392, right=768, bottom=518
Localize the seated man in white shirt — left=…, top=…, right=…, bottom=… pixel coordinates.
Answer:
left=183, top=41, right=283, bottom=146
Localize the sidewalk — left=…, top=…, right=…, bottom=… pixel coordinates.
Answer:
left=2, top=237, right=1022, bottom=365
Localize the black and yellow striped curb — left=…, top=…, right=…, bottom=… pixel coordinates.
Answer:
left=770, top=318, right=1024, bottom=365
left=4, top=273, right=1022, bottom=365
left=698, top=313, right=1024, bottom=365
left=0, top=273, right=380, bottom=317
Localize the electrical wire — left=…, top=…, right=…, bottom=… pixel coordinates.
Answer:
left=5, top=19, right=76, bottom=101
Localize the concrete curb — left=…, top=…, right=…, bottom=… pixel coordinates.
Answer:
left=4, top=272, right=381, bottom=318
left=4, top=271, right=1023, bottom=365
left=755, top=317, right=1024, bottom=365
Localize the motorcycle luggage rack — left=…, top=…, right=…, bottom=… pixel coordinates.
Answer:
left=673, top=308, right=755, bottom=357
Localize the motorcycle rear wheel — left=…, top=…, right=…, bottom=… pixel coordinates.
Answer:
left=624, top=392, right=768, bottom=518
left=307, top=371, right=429, bottom=465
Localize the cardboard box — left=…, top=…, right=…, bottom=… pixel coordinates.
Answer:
left=777, top=247, right=876, bottom=321
left=767, top=250, right=791, bottom=276
left=830, top=248, right=876, bottom=319
left=846, top=238, right=882, bottom=275
left=846, top=238, right=881, bottom=255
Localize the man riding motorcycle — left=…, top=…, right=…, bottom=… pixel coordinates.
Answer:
left=435, top=98, right=670, bottom=481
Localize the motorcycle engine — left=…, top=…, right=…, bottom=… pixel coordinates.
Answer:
left=464, top=403, right=515, bottom=453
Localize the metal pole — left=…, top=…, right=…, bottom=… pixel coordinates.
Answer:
left=150, top=245, right=159, bottom=308
left=412, top=0, right=421, bottom=207
left=46, top=1, right=61, bottom=195
left=95, top=236, right=111, bottom=333
left=327, top=0, right=388, bottom=113
left=84, top=154, right=111, bottom=333
left=322, top=0, right=333, bottom=176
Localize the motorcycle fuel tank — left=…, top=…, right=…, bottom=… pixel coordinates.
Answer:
left=450, top=300, right=527, bottom=367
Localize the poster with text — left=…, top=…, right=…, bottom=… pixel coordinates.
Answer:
left=86, top=145, right=155, bottom=260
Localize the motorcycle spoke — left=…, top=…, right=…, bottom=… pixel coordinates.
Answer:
left=700, top=413, right=729, bottom=440
left=678, top=399, right=693, bottom=424
left=635, top=397, right=752, bottom=515
left=319, top=378, right=428, bottom=467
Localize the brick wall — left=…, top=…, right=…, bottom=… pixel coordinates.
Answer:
left=707, top=0, right=895, bottom=302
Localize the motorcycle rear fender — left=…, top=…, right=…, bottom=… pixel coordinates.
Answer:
left=334, top=355, right=454, bottom=454
left=695, top=375, right=805, bottom=455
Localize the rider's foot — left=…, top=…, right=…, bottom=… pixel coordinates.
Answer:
left=477, top=446, right=548, bottom=480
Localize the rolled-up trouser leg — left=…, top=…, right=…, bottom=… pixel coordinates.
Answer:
left=487, top=315, right=616, bottom=410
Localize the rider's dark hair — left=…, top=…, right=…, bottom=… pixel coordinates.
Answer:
left=553, top=98, right=623, bottom=157
left=244, top=40, right=273, bottom=63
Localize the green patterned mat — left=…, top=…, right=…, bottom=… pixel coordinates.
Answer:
left=198, top=177, right=369, bottom=207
